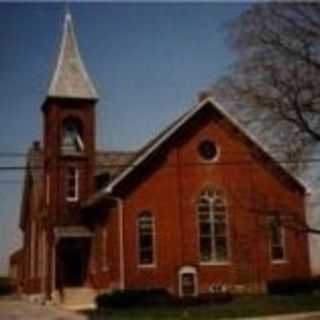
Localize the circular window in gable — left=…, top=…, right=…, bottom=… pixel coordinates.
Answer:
left=198, top=140, right=218, bottom=161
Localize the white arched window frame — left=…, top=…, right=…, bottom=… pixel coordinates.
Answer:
left=198, top=188, right=229, bottom=264
left=137, top=211, right=156, bottom=267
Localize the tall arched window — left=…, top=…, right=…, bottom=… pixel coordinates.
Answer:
left=198, top=188, right=229, bottom=262
left=137, top=211, right=155, bottom=266
left=62, top=117, right=84, bottom=153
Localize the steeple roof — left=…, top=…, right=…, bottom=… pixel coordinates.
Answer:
left=48, top=12, right=98, bottom=100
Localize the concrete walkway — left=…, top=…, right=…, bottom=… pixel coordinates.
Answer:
left=0, top=296, right=87, bottom=320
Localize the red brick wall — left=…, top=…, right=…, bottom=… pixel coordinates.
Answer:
left=89, top=206, right=121, bottom=290
left=98, top=109, right=311, bottom=295
left=20, top=178, right=43, bottom=294
left=40, top=98, right=96, bottom=295
left=43, top=98, right=96, bottom=225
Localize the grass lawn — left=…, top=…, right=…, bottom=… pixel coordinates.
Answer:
left=84, top=294, right=320, bottom=320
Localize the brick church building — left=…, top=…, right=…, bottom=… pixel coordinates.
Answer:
left=12, top=12, right=311, bottom=308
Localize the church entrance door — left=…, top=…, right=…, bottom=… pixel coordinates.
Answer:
left=56, top=238, right=89, bottom=288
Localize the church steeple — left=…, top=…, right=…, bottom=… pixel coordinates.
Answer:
left=48, top=12, right=98, bottom=100
left=42, top=10, right=97, bottom=227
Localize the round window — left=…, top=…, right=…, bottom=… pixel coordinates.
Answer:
left=198, top=140, right=218, bottom=161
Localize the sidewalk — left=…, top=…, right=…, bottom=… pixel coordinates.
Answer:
left=0, top=296, right=87, bottom=320
left=1, top=296, right=320, bottom=320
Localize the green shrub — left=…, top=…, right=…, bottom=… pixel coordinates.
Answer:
left=199, top=292, right=233, bottom=304
left=96, top=289, right=233, bottom=309
left=267, top=276, right=320, bottom=295
left=96, top=289, right=172, bottom=308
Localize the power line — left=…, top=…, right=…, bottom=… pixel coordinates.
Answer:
left=0, top=180, right=23, bottom=184
left=0, top=153, right=27, bottom=157
left=0, top=157, right=320, bottom=172
left=0, top=146, right=317, bottom=158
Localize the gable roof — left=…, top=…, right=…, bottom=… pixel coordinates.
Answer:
left=99, top=97, right=308, bottom=197
left=48, top=12, right=98, bottom=100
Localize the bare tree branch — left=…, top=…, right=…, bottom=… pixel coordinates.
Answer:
left=213, top=3, right=320, bottom=166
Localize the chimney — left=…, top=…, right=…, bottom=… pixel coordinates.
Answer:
left=33, top=140, right=40, bottom=151
left=198, top=90, right=211, bottom=102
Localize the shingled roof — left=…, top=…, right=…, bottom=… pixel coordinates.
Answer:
left=48, top=12, right=98, bottom=100
left=95, top=150, right=137, bottom=177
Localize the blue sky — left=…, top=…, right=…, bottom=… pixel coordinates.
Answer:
left=0, top=2, right=248, bottom=273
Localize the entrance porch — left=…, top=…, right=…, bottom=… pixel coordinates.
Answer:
left=52, top=226, right=96, bottom=309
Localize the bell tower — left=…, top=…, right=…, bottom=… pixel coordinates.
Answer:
left=42, top=12, right=98, bottom=225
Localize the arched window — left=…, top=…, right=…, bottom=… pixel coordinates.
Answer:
left=62, top=117, right=84, bottom=153
left=137, top=211, right=155, bottom=266
left=198, top=188, right=229, bottom=262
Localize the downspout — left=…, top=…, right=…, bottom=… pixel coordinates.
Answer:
left=305, top=190, right=312, bottom=276
left=108, top=195, right=125, bottom=290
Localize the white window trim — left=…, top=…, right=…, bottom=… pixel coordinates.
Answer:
left=30, top=221, right=36, bottom=278
left=38, top=229, right=42, bottom=278
left=91, top=233, right=96, bottom=274
left=41, top=231, right=47, bottom=294
left=46, top=174, right=50, bottom=205
left=66, top=166, right=79, bottom=202
left=76, top=133, right=84, bottom=151
left=178, top=266, right=198, bottom=297
left=200, top=261, right=231, bottom=266
left=198, top=140, right=221, bottom=164
left=197, top=189, right=230, bottom=264
left=137, top=212, right=157, bottom=268
left=272, top=259, right=288, bottom=264
left=102, top=227, right=109, bottom=272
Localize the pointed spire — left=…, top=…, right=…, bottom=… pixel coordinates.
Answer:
left=48, top=11, right=98, bottom=100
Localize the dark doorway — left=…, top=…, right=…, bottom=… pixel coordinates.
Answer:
left=56, top=238, right=90, bottom=288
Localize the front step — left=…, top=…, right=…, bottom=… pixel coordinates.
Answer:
left=61, top=287, right=97, bottom=311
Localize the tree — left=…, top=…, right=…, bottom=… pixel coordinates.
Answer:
left=210, top=3, right=320, bottom=238
left=213, top=3, right=320, bottom=169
